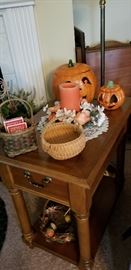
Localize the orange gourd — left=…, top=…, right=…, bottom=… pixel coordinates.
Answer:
left=97, top=81, right=125, bottom=110
left=52, top=60, right=97, bottom=103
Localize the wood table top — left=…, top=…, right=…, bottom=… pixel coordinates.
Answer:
left=0, top=97, right=131, bottom=193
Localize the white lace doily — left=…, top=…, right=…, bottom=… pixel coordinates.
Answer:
left=37, top=115, right=109, bottom=142
left=83, top=116, right=109, bottom=141
left=37, top=101, right=109, bottom=142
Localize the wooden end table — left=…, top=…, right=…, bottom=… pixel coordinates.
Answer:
left=0, top=98, right=131, bottom=270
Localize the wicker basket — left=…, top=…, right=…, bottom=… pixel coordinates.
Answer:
left=0, top=98, right=37, bottom=157
left=41, top=121, right=86, bottom=160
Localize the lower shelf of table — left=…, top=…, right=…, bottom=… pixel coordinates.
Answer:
left=33, top=225, right=79, bottom=265
left=30, top=173, right=121, bottom=265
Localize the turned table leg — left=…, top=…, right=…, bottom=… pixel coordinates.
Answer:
left=0, top=164, right=34, bottom=247
left=69, top=184, right=93, bottom=270
left=10, top=188, right=34, bottom=247
left=76, top=213, right=93, bottom=270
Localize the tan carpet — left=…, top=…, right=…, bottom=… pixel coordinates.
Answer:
left=0, top=142, right=131, bottom=270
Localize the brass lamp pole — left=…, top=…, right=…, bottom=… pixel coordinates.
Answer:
left=99, top=0, right=106, bottom=86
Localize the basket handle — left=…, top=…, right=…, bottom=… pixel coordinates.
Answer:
left=0, top=98, right=34, bottom=125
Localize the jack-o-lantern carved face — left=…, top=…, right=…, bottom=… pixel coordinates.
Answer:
left=79, top=76, right=96, bottom=102
left=52, top=60, right=97, bottom=103
left=97, top=81, right=125, bottom=110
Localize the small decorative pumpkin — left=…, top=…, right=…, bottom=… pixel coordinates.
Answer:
left=52, top=60, right=97, bottom=103
left=97, top=81, right=125, bottom=110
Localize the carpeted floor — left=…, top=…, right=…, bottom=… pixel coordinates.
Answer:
left=0, top=141, right=131, bottom=270
left=0, top=197, right=8, bottom=251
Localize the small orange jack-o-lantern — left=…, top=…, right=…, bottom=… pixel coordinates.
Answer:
left=97, top=81, right=125, bottom=110
left=52, top=60, right=97, bottom=103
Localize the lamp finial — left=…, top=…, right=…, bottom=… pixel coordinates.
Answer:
left=99, top=0, right=106, bottom=6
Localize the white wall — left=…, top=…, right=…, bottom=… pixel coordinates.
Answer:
left=35, top=0, right=75, bottom=100
left=73, top=0, right=131, bottom=46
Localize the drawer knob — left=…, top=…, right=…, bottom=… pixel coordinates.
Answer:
left=24, top=171, right=52, bottom=188
left=42, top=176, right=52, bottom=185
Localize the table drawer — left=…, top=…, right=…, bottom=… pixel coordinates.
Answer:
left=10, top=167, right=69, bottom=203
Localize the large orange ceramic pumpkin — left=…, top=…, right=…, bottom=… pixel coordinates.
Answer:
left=52, top=60, right=97, bottom=103
left=97, top=81, right=125, bottom=110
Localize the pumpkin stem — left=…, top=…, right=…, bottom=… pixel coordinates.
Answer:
left=107, top=80, right=114, bottom=88
left=68, top=59, right=74, bottom=67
